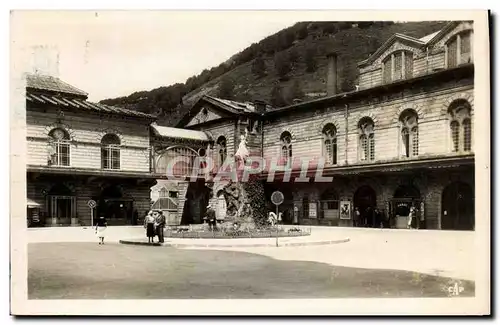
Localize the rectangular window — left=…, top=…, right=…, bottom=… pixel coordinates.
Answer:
left=451, top=122, right=460, bottom=152
left=102, top=147, right=120, bottom=170
left=383, top=60, right=392, bottom=84
left=369, top=134, right=375, bottom=161
left=57, top=143, right=70, bottom=166
left=412, top=129, right=419, bottom=157
left=393, top=52, right=403, bottom=81
left=403, top=133, right=410, bottom=157
left=332, top=141, right=337, bottom=165
left=326, top=201, right=339, bottom=210
left=169, top=191, right=179, bottom=198
left=463, top=121, right=471, bottom=152
left=302, top=197, right=309, bottom=219
left=447, top=37, right=458, bottom=68
left=405, top=53, right=414, bottom=79
left=361, top=136, right=368, bottom=160
left=460, top=33, right=471, bottom=64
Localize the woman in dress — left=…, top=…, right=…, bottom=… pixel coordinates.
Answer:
left=95, top=215, right=108, bottom=245
left=144, top=210, right=156, bottom=243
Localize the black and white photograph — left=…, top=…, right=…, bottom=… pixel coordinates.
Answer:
left=9, top=9, right=490, bottom=316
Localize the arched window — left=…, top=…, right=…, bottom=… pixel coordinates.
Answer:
left=280, top=131, right=293, bottom=167
left=216, top=136, right=227, bottom=167
left=382, top=50, right=414, bottom=84
left=358, top=118, right=375, bottom=161
left=48, top=128, right=70, bottom=166
left=322, top=124, right=337, bottom=165
left=446, top=31, right=472, bottom=68
left=448, top=100, right=472, bottom=153
left=155, top=146, right=198, bottom=178
left=399, top=110, right=419, bottom=158
left=101, top=134, right=121, bottom=170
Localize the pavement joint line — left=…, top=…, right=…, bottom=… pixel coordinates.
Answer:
left=118, top=238, right=350, bottom=248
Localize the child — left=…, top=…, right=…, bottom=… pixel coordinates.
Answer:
left=95, top=215, right=108, bottom=245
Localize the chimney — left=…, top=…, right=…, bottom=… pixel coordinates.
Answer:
left=326, top=52, right=338, bottom=96
left=253, top=100, right=267, bottom=114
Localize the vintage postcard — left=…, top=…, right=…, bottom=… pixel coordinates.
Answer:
left=10, top=9, right=490, bottom=315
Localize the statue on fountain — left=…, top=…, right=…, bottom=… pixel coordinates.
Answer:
left=234, top=129, right=249, bottom=165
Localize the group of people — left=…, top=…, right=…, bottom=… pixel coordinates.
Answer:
left=352, top=205, right=423, bottom=229
left=353, top=206, right=387, bottom=228
left=144, top=210, right=166, bottom=243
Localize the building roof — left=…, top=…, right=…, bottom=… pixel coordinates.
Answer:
left=26, top=90, right=156, bottom=119
left=26, top=74, right=88, bottom=97
left=25, top=74, right=156, bottom=120
left=176, top=95, right=269, bottom=128
left=204, top=96, right=258, bottom=114
left=419, top=30, right=441, bottom=43
left=151, top=122, right=211, bottom=141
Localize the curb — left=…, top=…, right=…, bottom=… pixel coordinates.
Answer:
left=119, top=238, right=350, bottom=248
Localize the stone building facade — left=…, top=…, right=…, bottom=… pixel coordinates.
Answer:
left=175, top=21, right=475, bottom=230
left=25, top=74, right=157, bottom=226
left=25, top=21, right=475, bottom=230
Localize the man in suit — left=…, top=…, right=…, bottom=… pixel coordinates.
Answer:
left=154, top=210, right=166, bottom=243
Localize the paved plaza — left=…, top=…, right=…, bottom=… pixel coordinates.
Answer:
left=27, top=226, right=475, bottom=299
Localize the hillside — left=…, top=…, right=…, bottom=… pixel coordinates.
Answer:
left=100, top=21, right=449, bottom=126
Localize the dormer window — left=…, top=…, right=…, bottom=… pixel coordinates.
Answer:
left=446, top=31, right=472, bottom=68
left=382, top=50, right=414, bottom=84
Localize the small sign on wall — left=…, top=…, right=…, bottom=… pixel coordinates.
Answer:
left=340, top=201, right=351, bottom=220
left=309, top=202, right=317, bottom=218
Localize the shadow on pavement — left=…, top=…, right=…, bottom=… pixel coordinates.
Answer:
left=28, top=242, right=475, bottom=299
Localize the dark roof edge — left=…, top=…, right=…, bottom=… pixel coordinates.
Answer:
left=266, top=64, right=474, bottom=117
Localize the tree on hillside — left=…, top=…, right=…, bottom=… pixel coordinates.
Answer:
left=274, top=52, right=291, bottom=81
left=296, top=23, right=309, bottom=40
left=270, top=83, right=288, bottom=108
left=251, top=55, right=267, bottom=78
left=305, top=47, right=317, bottom=72
left=289, top=48, right=300, bottom=68
left=218, top=76, right=235, bottom=99
left=287, top=80, right=305, bottom=103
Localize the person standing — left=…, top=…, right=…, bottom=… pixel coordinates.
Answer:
left=94, top=215, right=107, bottom=245
left=353, top=207, right=360, bottom=227
left=155, top=210, right=166, bottom=243
left=407, top=206, right=415, bottom=229
left=144, top=211, right=156, bottom=243
left=206, top=204, right=216, bottom=231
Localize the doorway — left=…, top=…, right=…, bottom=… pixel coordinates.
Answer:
left=48, top=184, right=75, bottom=225
left=391, top=184, right=421, bottom=229
left=441, top=182, right=474, bottom=230
left=353, top=185, right=377, bottom=227
left=98, top=185, right=134, bottom=225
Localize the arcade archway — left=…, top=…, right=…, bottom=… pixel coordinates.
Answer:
left=353, top=185, right=377, bottom=227
left=441, top=182, right=474, bottom=230
left=391, top=184, right=422, bottom=229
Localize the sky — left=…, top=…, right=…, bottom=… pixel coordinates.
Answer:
left=11, top=11, right=301, bottom=102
